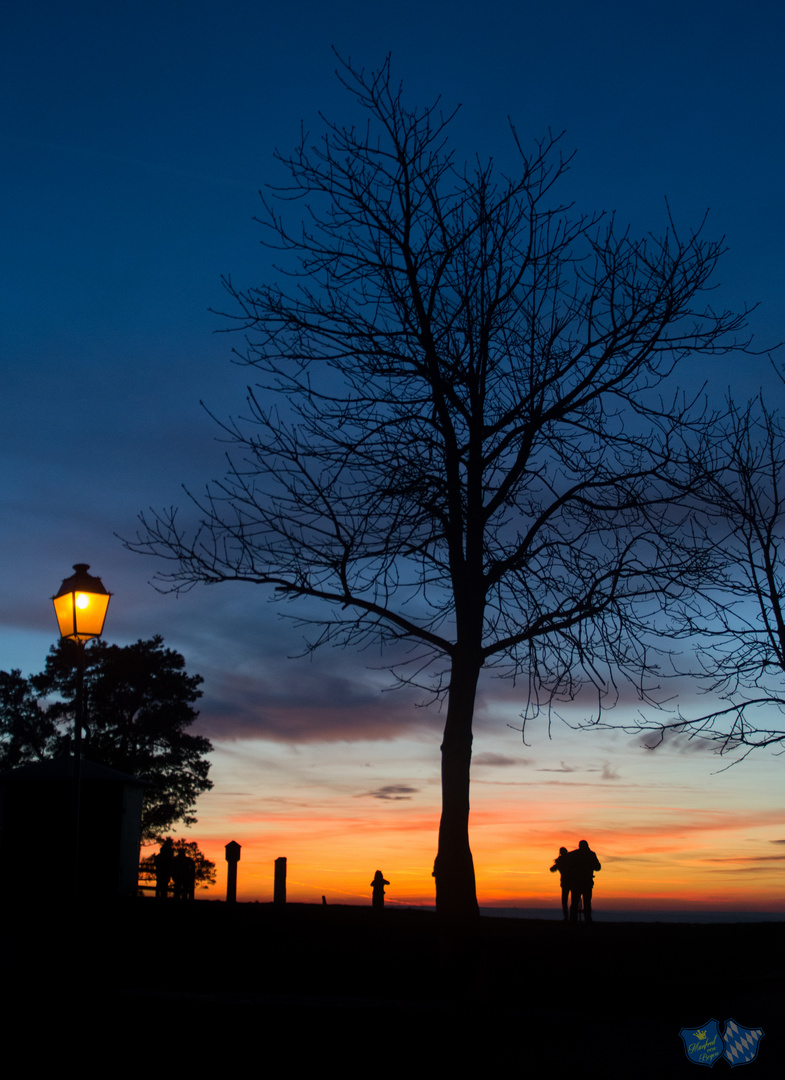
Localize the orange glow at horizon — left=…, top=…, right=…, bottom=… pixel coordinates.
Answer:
left=178, top=794, right=785, bottom=912
left=168, top=728, right=785, bottom=913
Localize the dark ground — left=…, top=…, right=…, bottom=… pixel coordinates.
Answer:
left=8, top=899, right=781, bottom=1074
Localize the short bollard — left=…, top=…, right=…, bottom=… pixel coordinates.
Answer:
left=274, top=856, right=287, bottom=905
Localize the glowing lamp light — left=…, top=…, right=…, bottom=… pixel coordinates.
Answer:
left=52, top=563, right=111, bottom=641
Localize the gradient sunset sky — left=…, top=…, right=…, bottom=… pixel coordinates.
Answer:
left=3, top=0, right=785, bottom=911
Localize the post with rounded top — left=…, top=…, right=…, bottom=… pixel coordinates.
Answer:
left=225, top=841, right=241, bottom=903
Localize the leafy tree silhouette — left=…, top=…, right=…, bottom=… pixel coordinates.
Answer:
left=1, top=636, right=212, bottom=841
left=0, top=669, right=57, bottom=768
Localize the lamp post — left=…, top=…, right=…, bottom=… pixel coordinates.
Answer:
left=53, top=563, right=111, bottom=642
left=52, top=563, right=111, bottom=896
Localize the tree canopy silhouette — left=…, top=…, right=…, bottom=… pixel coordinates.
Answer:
left=0, top=669, right=57, bottom=769
left=1, top=636, right=212, bottom=841
left=128, top=57, right=752, bottom=926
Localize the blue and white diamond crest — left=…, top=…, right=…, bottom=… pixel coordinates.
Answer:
left=722, top=1019, right=764, bottom=1067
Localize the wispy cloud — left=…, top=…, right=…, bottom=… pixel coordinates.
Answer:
left=533, top=760, right=620, bottom=780
left=474, top=753, right=521, bottom=767
left=637, top=730, right=719, bottom=755
left=363, top=785, right=420, bottom=801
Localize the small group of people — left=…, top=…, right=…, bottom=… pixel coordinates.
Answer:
left=550, top=839, right=601, bottom=922
left=155, top=837, right=196, bottom=901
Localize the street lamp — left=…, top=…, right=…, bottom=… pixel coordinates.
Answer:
left=52, top=563, right=111, bottom=897
left=53, top=563, right=111, bottom=642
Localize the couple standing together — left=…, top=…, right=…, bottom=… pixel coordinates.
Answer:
left=550, top=840, right=601, bottom=922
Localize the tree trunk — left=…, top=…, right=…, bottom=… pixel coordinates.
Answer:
left=436, top=657, right=481, bottom=933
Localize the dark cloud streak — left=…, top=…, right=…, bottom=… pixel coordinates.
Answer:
left=363, top=785, right=420, bottom=801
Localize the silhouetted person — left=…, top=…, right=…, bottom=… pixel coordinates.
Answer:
left=550, top=846, right=573, bottom=921
left=172, top=848, right=196, bottom=901
left=371, top=870, right=389, bottom=910
left=155, top=837, right=174, bottom=900
left=569, top=839, right=601, bottom=922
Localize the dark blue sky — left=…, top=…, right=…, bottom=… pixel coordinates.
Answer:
left=3, top=0, right=784, bottom=747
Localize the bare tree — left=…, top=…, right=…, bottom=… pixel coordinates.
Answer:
left=127, top=58, right=751, bottom=928
left=626, top=393, right=785, bottom=762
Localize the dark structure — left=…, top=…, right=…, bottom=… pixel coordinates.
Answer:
left=274, top=855, right=287, bottom=905
left=225, top=840, right=241, bottom=902
left=0, top=756, right=144, bottom=899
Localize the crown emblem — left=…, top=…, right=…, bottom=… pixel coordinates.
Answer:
left=695, top=1030, right=707, bottom=1040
